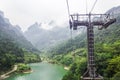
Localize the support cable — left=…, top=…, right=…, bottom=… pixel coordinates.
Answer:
left=86, top=0, right=88, bottom=14
left=66, top=0, right=73, bottom=52
left=90, top=0, right=98, bottom=13
left=70, top=29, right=73, bottom=45
left=66, top=0, right=71, bottom=19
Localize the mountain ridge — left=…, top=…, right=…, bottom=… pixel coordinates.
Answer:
left=24, top=22, right=81, bottom=50
left=0, top=10, right=39, bottom=53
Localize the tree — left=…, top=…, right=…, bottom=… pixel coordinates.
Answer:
left=105, top=56, right=120, bottom=78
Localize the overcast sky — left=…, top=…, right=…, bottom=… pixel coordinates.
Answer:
left=0, top=0, right=120, bottom=31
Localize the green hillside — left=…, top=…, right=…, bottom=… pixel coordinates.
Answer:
left=0, top=11, right=41, bottom=74
left=49, top=7, right=120, bottom=80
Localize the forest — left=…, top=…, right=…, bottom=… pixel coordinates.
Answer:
left=0, top=1, right=120, bottom=80
left=48, top=11, right=120, bottom=80
left=0, top=11, right=41, bottom=75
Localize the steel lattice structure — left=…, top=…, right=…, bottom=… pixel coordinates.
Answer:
left=69, top=13, right=116, bottom=80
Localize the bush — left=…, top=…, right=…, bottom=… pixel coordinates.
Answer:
left=105, top=56, right=120, bottom=78
left=112, top=72, right=120, bottom=80
left=17, top=64, right=31, bottom=72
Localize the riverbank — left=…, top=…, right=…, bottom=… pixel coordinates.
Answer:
left=16, top=63, right=32, bottom=73
left=46, top=60, right=70, bottom=71
left=23, top=70, right=33, bottom=73
left=5, top=62, right=67, bottom=80
left=0, top=64, right=33, bottom=80
left=0, top=65, right=17, bottom=80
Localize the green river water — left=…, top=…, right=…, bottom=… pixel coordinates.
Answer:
left=5, top=62, right=67, bottom=80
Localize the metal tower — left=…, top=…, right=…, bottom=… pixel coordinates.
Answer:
left=69, top=13, right=116, bottom=80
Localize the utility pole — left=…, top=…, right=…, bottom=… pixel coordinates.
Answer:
left=69, top=13, right=116, bottom=80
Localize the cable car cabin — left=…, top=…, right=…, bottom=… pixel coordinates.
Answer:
left=73, top=25, right=77, bottom=30
left=73, top=20, right=78, bottom=30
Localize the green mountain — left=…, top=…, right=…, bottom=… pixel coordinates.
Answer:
left=0, top=11, right=41, bottom=74
left=49, top=5, right=120, bottom=55
left=49, top=6, right=120, bottom=80
left=0, top=11, right=39, bottom=53
left=24, top=22, right=80, bottom=51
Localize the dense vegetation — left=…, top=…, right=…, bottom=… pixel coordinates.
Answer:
left=51, top=29, right=120, bottom=80
left=48, top=12, right=120, bottom=79
left=0, top=5, right=120, bottom=80
left=16, top=64, right=31, bottom=73
left=0, top=11, right=41, bottom=74
left=0, top=37, right=41, bottom=74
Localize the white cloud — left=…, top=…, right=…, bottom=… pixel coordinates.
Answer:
left=0, top=0, right=120, bottom=31
left=41, top=22, right=54, bottom=30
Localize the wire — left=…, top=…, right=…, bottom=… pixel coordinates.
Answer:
left=66, top=0, right=73, bottom=52
left=86, top=0, right=88, bottom=14
left=70, top=28, right=73, bottom=39
left=66, top=0, right=73, bottom=39
left=66, top=0, right=71, bottom=19
left=90, top=0, right=98, bottom=13
left=70, top=29, right=74, bottom=53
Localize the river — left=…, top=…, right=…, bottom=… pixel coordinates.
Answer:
left=5, top=62, right=67, bottom=80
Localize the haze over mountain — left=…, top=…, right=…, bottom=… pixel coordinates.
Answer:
left=0, top=10, right=41, bottom=73
left=24, top=21, right=83, bottom=50
left=0, top=1, right=120, bottom=79
left=50, top=5, right=120, bottom=53
left=0, top=10, right=39, bottom=53
left=107, top=6, right=120, bottom=15
left=48, top=6, right=120, bottom=80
